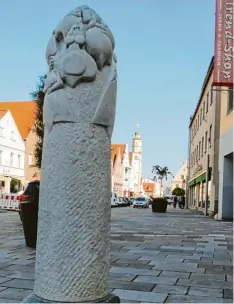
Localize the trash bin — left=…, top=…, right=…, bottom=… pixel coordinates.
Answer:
left=20, top=200, right=38, bottom=248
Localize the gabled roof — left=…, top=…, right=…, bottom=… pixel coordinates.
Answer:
left=0, top=101, right=37, bottom=140
left=143, top=182, right=155, bottom=193
left=111, top=144, right=126, bottom=163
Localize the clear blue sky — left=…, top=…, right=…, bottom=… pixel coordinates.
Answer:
left=0, top=0, right=215, bottom=179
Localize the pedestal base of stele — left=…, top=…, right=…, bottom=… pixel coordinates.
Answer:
left=23, top=292, right=120, bottom=303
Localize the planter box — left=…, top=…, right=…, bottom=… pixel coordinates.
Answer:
left=151, top=198, right=167, bottom=213
left=20, top=200, right=38, bottom=248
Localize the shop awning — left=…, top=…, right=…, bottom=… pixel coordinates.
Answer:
left=189, top=172, right=206, bottom=187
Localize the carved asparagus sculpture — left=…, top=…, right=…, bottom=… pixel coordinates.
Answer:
left=24, top=5, right=119, bottom=303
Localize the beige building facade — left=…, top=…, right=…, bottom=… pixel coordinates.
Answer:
left=171, top=161, right=187, bottom=192
left=217, top=88, right=233, bottom=220
left=188, top=57, right=221, bottom=214
left=188, top=57, right=233, bottom=218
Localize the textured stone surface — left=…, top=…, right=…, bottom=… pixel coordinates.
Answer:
left=166, top=295, right=233, bottom=303
left=188, top=287, right=223, bottom=297
left=33, top=4, right=117, bottom=303
left=224, top=289, right=233, bottom=299
left=110, top=267, right=161, bottom=277
left=109, top=280, right=154, bottom=292
left=152, top=284, right=188, bottom=295
left=1, top=279, right=34, bottom=290
left=159, top=270, right=190, bottom=279
left=113, top=289, right=168, bottom=303
left=176, top=278, right=233, bottom=289
left=0, top=288, right=32, bottom=301
left=0, top=277, right=12, bottom=284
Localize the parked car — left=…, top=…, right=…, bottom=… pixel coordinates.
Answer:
left=18, top=181, right=40, bottom=221
left=118, top=197, right=125, bottom=206
left=119, top=197, right=130, bottom=207
left=164, top=195, right=174, bottom=205
left=116, top=197, right=125, bottom=207
left=111, top=192, right=119, bottom=207
left=125, top=198, right=131, bottom=206
left=133, top=197, right=149, bottom=208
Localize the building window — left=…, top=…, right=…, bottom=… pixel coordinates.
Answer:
left=201, top=137, right=204, bottom=157
left=18, top=155, right=21, bottom=168
left=190, top=153, right=193, bottom=167
left=199, top=141, right=201, bottom=159
left=10, top=131, right=15, bottom=140
left=210, top=90, right=213, bottom=105
left=0, top=127, right=3, bottom=137
left=200, top=109, right=202, bottom=125
left=196, top=146, right=198, bottom=163
left=205, top=131, right=208, bottom=153
left=227, top=88, right=233, bottom=113
left=203, top=101, right=205, bottom=118
left=206, top=93, right=209, bottom=113
left=193, top=151, right=195, bottom=166
left=10, top=153, right=14, bottom=166
left=197, top=116, right=199, bottom=130
left=209, top=124, right=212, bottom=147
left=28, top=154, right=32, bottom=166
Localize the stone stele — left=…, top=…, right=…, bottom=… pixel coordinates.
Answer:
left=23, top=5, right=119, bottom=303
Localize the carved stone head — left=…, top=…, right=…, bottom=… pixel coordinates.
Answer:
left=45, top=5, right=115, bottom=77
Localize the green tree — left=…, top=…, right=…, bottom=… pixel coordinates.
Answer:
left=152, top=165, right=174, bottom=197
left=32, top=75, right=47, bottom=169
left=172, top=187, right=185, bottom=197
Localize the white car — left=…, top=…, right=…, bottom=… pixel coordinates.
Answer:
left=164, top=195, right=174, bottom=205
left=111, top=192, right=119, bottom=207
left=133, top=197, right=149, bottom=208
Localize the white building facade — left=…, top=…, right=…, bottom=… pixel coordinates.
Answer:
left=129, top=131, right=142, bottom=195
left=141, top=177, right=162, bottom=198
left=112, top=130, right=143, bottom=198
left=122, top=144, right=131, bottom=197
left=0, top=111, right=25, bottom=193
left=171, top=161, right=187, bottom=192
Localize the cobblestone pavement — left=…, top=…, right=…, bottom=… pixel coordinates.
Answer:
left=0, top=206, right=233, bottom=303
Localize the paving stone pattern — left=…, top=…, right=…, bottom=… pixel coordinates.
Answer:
left=0, top=206, right=233, bottom=303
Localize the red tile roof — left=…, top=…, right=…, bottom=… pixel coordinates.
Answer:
left=0, top=110, right=7, bottom=120
left=111, top=144, right=126, bottom=163
left=143, top=182, right=155, bottom=193
left=0, top=101, right=37, bottom=140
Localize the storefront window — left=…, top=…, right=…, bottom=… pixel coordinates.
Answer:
left=202, top=182, right=205, bottom=203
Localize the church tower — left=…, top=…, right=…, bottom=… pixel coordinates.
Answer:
left=131, top=125, right=142, bottom=195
